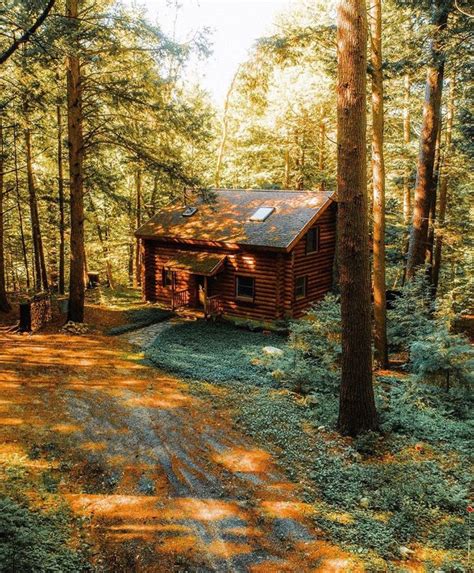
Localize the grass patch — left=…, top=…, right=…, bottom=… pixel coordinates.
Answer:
left=0, top=496, right=91, bottom=572
left=146, top=320, right=284, bottom=385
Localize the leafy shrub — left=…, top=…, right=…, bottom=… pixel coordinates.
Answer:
left=145, top=320, right=284, bottom=385
left=379, top=378, right=473, bottom=449
left=0, top=497, right=90, bottom=572
left=267, top=294, right=341, bottom=395
left=409, top=326, right=473, bottom=389
left=387, top=275, right=434, bottom=351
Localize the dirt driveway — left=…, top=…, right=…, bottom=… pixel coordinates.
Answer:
left=0, top=330, right=360, bottom=572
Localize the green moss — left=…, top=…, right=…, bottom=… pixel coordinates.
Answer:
left=145, top=320, right=284, bottom=385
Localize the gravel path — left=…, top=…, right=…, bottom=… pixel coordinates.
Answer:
left=0, top=331, right=359, bottom=572
left=123, top=318, right=180, bottom=349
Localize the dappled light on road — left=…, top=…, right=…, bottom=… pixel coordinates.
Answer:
left=0, top=330, right=362, bottom=571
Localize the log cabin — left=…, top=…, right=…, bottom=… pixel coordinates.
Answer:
left=135, top=188, right=337, bottom=323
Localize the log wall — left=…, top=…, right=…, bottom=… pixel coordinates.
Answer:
left=290, top=203, right=337, bottom=317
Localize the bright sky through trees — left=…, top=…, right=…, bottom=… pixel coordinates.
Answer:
left=142, top=0, right=289, bottom=104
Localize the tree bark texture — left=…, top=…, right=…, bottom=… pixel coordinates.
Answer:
left=25, top=126, right=49, bottom=291
left=406, top=0, right=452, bottom=278
left=0, top=120, right=11, bottom=311
left=134, top=169, right=142, bottom=288
left=319, top=104, right=326, bottom=190
left=13, top=126, right=30, bottom=290
left=215, top=66, right=240, bottom=188
left=403, top=74, right=411, bottom=226
left=336, top=0, right=378, bottom=436
left=370, top=0, right=388, bottom=367
left=66, top=0, right=86, bottom=322
left=57, top=102, right=66, bottom=294
left=432, top=76, right=455, bottom=294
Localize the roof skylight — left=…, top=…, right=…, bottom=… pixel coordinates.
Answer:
left=182, top=206, right=198, bottom=217
left=249, top=207, right=275, bottom=222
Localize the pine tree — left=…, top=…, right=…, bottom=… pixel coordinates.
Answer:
left=336, top=0, right=378, bottom=436
left=406, top=0, right=453, bottom=278
left=66, top=0, right=86, bottom=322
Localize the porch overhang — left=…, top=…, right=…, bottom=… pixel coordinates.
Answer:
left=164, top=251, right=226, bottom=277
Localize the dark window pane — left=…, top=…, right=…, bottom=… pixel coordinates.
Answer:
left=295, top=276, right=307, bottom=299
left=306, top=227, right=320, bottom=253
left=236, top=276, right=255, bottom=299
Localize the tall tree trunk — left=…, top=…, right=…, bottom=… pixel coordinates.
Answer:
left=0, top=119, right=11, bottom=311
left=66, top=0, right=86, bottom=322
left=89, top=196, right=115, bottom=289
left=402, top=74, right=411, bottom=227
left=370, top=0, right=388, bottom=367
left=406, top=0, right=452, bottom=278
left=128, top=186, right=134, bottom=285
left=284, top=146, right=290, bottom=188
left=426, top=123, right=442, bottom=275
left=401, top=74, right=411, bottom=287
left=25, top=126, right=48, bottom=292
left=57, top=101, right=66, bottom=295
left=432, top=76, right=455, bottom=295
left=13, top=126, right=30, bottom=290
left=336, top=0, right=377, bottom=436
left=215, top=66, right=240, bottom=188
left=148, top=174, right=158, bottom=217
left=319, top=105, right=326, bottom=190
left=134, top=169, right=142, bottom=288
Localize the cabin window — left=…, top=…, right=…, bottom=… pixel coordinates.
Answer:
left=236, top=275, right=255, bottom=301
left=306, top=226, right=320, bottom=254
left=295, top=276, right=307, bottom=299
left=162, top=268, right=175, bottom=288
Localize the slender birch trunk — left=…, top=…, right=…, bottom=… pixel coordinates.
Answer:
left=336, top=0, right=378, bottom=436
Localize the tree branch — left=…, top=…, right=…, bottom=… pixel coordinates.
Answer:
left=0, top=0, right=56, bottom=65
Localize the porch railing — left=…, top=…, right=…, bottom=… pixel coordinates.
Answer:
left=204, top=294, right=223, bottom=318
left=172, top=289, right=190, bottom=310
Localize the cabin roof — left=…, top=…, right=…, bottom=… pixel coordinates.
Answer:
left=164, top=251, right=226, bottom=276
left=135, top=188, right=334, bottom=250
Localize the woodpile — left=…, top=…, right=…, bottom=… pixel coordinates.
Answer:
left=19, top=294, right=52, bottom=332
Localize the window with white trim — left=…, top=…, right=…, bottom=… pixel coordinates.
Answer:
left=236, top=275, right=255, bottom=301
left=295, top=276, right=307, bottom=299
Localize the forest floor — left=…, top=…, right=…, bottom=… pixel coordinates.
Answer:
left=0, top=293, right=361, bottom=572
left=0, top=289, right=470, bottom=572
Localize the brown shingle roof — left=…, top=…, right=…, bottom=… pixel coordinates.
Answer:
left=165, top=251, right=226, bottom=276
left=135, top=188, right=334, bottom=250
